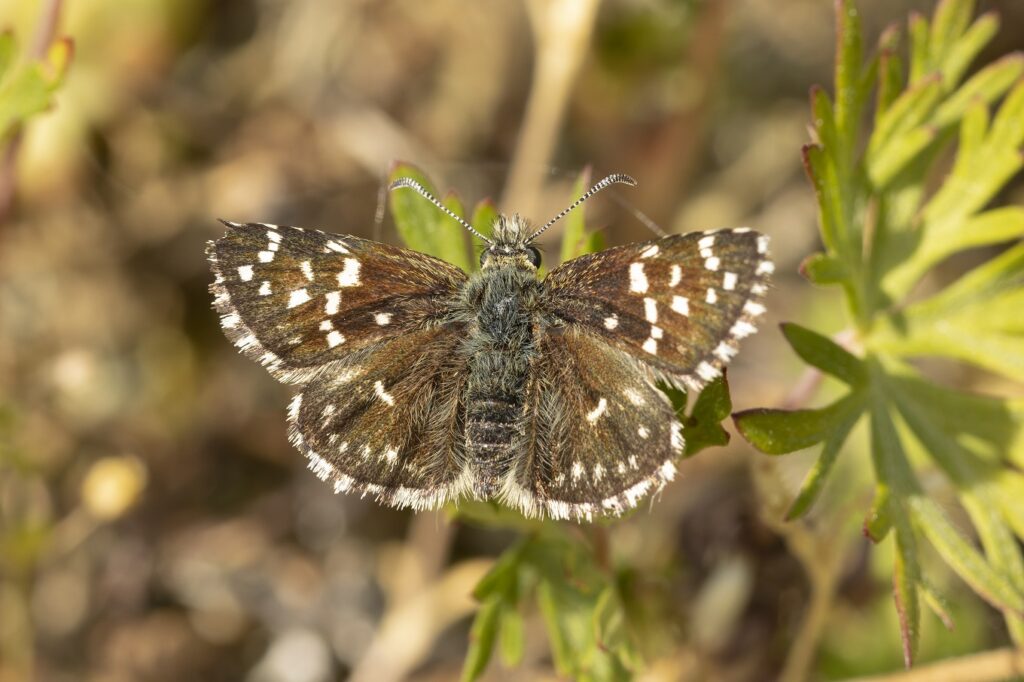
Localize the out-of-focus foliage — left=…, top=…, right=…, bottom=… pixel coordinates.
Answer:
left=734, top=0, right=1024, bottom=667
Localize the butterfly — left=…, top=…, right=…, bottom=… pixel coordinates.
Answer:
left=208, top=174, right=772, bottom=520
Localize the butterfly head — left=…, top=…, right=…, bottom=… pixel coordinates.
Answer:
left=389, top=172, right=637, bottom=272
left=480, top=214, right=541, bottom=269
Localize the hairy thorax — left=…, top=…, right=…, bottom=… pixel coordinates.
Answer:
left=461, top=260, right=543, bottom=496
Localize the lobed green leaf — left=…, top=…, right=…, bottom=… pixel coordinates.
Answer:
left=781, top=323, right=866, bottom=386
left=734, top=391, right=865, bottom=455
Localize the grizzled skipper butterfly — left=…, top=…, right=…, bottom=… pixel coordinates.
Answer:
left=208, top=174, right=771, bottom=520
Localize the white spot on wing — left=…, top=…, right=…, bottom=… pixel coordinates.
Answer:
left=723, top=271, right=738, bottom=290
left=704, top=256, right=720, bottom=271
left=671, top=295, right=689, bottom=316
left=319, top=319, right=333, bottom=331
left=301, top=260, right=315, bottom=281
left=267, top=230, right=282, bottom=243
left=326, top=240, right=349, bottom=254
left=237, top=265, right=254, bottom=281
left=714, top=341, right=737, bottom=362
left=650, top=325, right=663, bottom=339
left=629, top=262, right=648, bottom=293
left=287, top=288, right=311, bottom=308
left=706, top=288, right=718, bottom=304
left=642, top=338, right=658, bottom=355
left=326, top=330, right=345, bottom=347
left=604, top=315, right=619, bottom=330
left=586, top=398, right=607, bottom=424
left=643, top=297, right=658, bottom=323
left=744, top=300, right=766, bottom=316
left=730, top=319, right=757, bottom=339
left=669, top=264, right=682, bottom=287
left=374, top=380, right=395, bottom=406
left=325, top=291, right=341, bottom=315
left=757, top=235, right=770, bottom=253
left=697, top=361, right=718, bottom=381
left=757, top=260, right=775, bottom=275
left=572, top=461, right=584, bottom=481
left=337, top=258, right=361, bottom=287
left=698, top=235, right=716, bottom=250
left=638, top=425, right=649, bottom=439
left=639, top=244, right=659, bottom=259
left=258, top=251, right=274, bottom=263
left=221, top=313, right=240, bottom=329
left=593, top=464, right=605, bottom=481
left=374, top=312, right=392, bottom=326
left=259, top=281, right=272, bottom=296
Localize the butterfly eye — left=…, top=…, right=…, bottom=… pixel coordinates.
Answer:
left=526, top=246, right=542, bottom=268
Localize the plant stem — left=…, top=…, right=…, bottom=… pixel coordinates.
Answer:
left=502, top=0, right=600, bottom=217
left=840, top=647, right=1024, bottom=682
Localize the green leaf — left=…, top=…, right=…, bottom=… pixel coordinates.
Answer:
left=781, top=323, right=866, bottom=386
left=388, top=163, right=472, bottom=271
left=560, top=167, right=594, bottom=263
left=929, top=0, right=975, bottom=77
left=498, top=607, right=525, bottom=668
left=537, top=579, right=574, bottom=676
left=892, top=522, right=921, bottom=668
left=931, top=53, right=1024, bottom=129
left=918, top=578, right=956, bottom=631
left=785, top=411, right=858, bottom=520
left=0, top=35, right=73, bottom=141
left=866, top=75, right=943, bottom=186
left=908, top=12, right=930, bottom=84
left=876, top=243, right=1024, bottom=381
left=939, top=10, right=998, bottom=90
left=863, top=484, right=894, bottom=542
left=734, top=391, right=865, bottom=455
left=833, top=0, right=864, bottom=142
left=462, top=596, right=502, bottom=682
left=800, top=252, right=849, bottom=285
left=470, top=198, right=499, bottom=260
left=962, top=490, right=1024, bottom=644
left=909, top=496, right=1024, bottom=614
left=682, top=375, right=731, bottom=457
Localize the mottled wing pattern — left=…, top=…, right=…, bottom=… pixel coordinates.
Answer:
left=543, top=228, right=772, bottom=391
left=209, top=221, right=472, bottom=506
left=499, top=328, right=681, bottom=521
left=208, top=221, right=467, bottom=384
left=289, top=324, right=473, bottom=508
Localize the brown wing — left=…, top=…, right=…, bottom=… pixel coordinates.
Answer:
left=288, top=324, right=473, bottom=509
left=208, top=221, right=467, bottom=384
left=495, top=327, right=682, bottom=521
left=543, top=228, right=772, bottom=391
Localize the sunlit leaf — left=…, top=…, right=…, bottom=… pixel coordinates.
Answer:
left=734, top=391, right=865, bottom=455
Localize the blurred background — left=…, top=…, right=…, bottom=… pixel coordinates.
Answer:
left=1, top=0, right=1023, bottom=680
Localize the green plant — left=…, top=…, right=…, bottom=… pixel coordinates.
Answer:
left=733, top=0, right=1024, bottom=666
left=0, top=30, right=71, bottom=143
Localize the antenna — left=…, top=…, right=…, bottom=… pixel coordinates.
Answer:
left=389, top=178, right=492, bottom=243
left=528, top=173, right=637, bottom=241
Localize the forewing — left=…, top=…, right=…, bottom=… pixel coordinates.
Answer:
left=499, top=328, right=681, bottom=521
left=543, top=228, right=772, bottom=390
left=208, top=221, right=467, bottom=384
left=289, top=324, right=472, bottom=508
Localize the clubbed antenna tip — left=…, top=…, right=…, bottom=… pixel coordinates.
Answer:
left=529, top=173, right=637, bottom=241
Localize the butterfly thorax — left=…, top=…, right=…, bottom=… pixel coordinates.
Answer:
left=462, top=215, right=543, bottom=498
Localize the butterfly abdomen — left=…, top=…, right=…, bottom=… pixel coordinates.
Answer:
left=462, top=265, right=540, bottom=497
